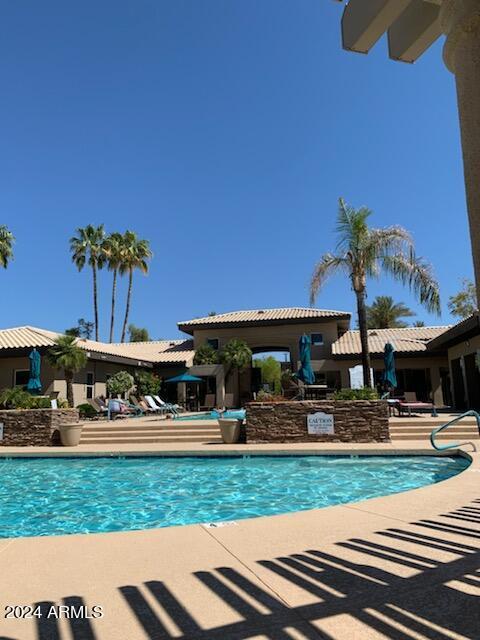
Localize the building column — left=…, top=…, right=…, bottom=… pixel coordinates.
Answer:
left=441, top=0, right=480, bottom=304
left=430, top=365, right=443, bottom=407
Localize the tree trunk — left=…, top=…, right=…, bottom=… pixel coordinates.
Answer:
left=120, top=269, right=133, bottom=343
left=356, top=289, right=372, bottom=387
left=109, top=269, right=117, bottom=343
left=92, top=264, right=99, bottom=341
left=65, top=371, right=74, bottom=408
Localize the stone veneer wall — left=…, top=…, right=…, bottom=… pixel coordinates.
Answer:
left=246, top=401, right=389, bottom=443
left=0, top=409, right=79, bottom=446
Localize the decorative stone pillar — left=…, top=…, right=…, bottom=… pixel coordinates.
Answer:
left=441, top=0, right=480, bottom=304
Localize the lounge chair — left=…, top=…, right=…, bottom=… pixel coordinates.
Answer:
left=130, top=395, right=155, bottom=413
left=153, top=395, right=181, bottom=416
left=87, top=398, right=108, bottom=418
left=200, top=394, right=215, bottom=411
left=397, top=392, right=437, bottom=417
left=143, top=395, right=165, bottom=413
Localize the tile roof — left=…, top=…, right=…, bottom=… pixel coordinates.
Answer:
left=332, top=326, right=451, bottom=356
left=0, top=327, right=194, bottom=365
left=179, top=307, right=350, bottom=333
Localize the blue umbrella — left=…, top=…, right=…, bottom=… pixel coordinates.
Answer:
left=165, top=373, right=203, bottom=383
left=26, top=348, right=42, bottom=393
left=297, top=334, right=315, bottom=385
left=382, top=342, right=397, bottom=390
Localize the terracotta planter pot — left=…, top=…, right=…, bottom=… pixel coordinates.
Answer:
left=218, top=418, right=242, bottom=444
left=59, top=423, right=83, bottom=447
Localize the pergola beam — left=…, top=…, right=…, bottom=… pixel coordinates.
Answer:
left=388, top=0, right=442, bottom=63
left=341, top=0, right=412, bottom=54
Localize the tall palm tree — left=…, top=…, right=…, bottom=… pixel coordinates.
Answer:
left=366, top=296, right=416, bottom=329
left=310, top=198, right=440, bottom=387
left=119, top=231, right=153, bottom=343
left=103, top=232, right=125, bottom=343
left=47, top=335, right=87, bottom=407
left=220, top=339, right=252, bottom=405
left=70, top=225, right=106, bottom=341
left=0, top=225, right=14, bottom=268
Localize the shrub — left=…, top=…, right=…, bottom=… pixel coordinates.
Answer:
left=106, top=370, right=134, bottom=397
left=0, top=387, right=34, bottom=409
left=134, top=371, right=161, bottom=397
left=77, top=403, right=98, bottom=419
left=0, top=388, right=53, bottom=409
left=193, top=344, right=219, bottom=365
left=334, top=387, right=379, bottom=401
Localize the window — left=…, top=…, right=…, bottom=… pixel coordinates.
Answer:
left=311, top=333, right=324, bottom=346
left=14, top=370, right=30, bottom=387
left=207, top=338, right=219, bottom=350
left=86, top=371, right=95, bottom=399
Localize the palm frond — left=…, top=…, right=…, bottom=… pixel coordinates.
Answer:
left=381, top=252, right=441, bottom=315
left=309, top=254, right=347, bottom=306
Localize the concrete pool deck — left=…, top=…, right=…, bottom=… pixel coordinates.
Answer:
left=0, top=444, right=478, bottom=639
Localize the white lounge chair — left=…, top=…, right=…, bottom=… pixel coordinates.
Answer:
left=153, top=395, right=181, bottom=416
left=143, top=395, right=165, bottom=413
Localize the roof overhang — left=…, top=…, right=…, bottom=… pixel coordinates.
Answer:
left=84, top=351, right=153, bottom=368
left=340, top=0, right=443, bottom=63
left=427, top=314, right=480, bottom=351
left=179, top=315, right=351, bottom=335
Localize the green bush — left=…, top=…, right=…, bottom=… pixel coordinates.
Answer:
left=333, top=387, right=379, bottom=401
left=77, top=403, right=98, bottom=419
left=0, top=388, right=52, bottom=409
left=134, top=371, right=161, bottom=397
left=106, top=370, right=134, bottom=397
left=193, top=344, right=219, bottom=365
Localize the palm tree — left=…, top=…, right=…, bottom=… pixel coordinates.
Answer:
left=47, top=335, right=87, bottom=407
left=310, top=198, right=440, bottom=387
left=0, top=225, right=14, bottom=268
left=220, top=339, right=252, bottom=404
left=366, top=296, right=416, bottom=329
left=103, top=232, right=125, bottom=343
left=70, top=225, right=106, bottom=341
left=119, top=231, right=153, bottom=343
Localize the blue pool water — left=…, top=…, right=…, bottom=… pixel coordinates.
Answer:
left=0, top=455, right=469, bottom=538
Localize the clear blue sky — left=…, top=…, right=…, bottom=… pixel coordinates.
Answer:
left=0, top=1, right=471, bottom=341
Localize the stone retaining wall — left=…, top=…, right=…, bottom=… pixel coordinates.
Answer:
left=245, top=401, right=389, bottom=443
left=0, top=409, right=79, bottom=446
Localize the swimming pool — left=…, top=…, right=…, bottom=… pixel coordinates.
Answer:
left=0, top=455, right=469, bottom=538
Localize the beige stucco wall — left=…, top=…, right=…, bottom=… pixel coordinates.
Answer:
left=192, top=320, right=345, bottom=364
left=0, top=355, right=146, bottom=407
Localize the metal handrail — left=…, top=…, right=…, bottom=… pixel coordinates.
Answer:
left=430, top=410, right=480, bottom=452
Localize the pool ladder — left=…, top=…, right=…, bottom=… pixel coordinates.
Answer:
left=430, top=410, right=480, bottom=452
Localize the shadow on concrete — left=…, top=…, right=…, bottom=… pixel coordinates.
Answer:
left=10, top=499, right=479, bottom=640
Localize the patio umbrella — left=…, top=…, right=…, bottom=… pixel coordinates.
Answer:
left=26, top=348, right=42, bottom=393
left=297, top=334, right=315, bottom=385
left=165, top=373, right=203, bottom=384
left=382, top=342, right=397, bottom=390
left=166, top=372, right=203, bottom=409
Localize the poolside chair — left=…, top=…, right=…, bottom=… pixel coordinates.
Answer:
left=200, top=394, right=215, bottom=411
left=130, top=395, right=155, bottom=413
left=153, top=395, right=181, bottom=416
left=142, top=395, right=165, bottom=413
left=397, top=392, right=436, bottom=417
left=87, top=398, right=108, bottom=418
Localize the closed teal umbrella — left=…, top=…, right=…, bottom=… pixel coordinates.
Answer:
left=382, top=342, right=397, bottom=390
left=297, top=334, right=315, bottom=385
left=26, top=348, right=42, bottom=393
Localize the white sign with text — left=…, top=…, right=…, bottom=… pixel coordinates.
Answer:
left=307, top=412, right=334, bottom=435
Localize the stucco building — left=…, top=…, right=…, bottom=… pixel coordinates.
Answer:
left=0, top=308, right=470, bottom=409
